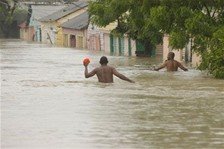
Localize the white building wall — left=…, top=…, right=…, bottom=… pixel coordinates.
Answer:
left=103, top=33, right=110, bottom=54
left=41, top=22, right=57, bottom=44
left=130, top=39, right=136, bottom=56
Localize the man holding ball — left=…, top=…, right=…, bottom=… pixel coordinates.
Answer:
left=83, top=56, right=134, bottom=83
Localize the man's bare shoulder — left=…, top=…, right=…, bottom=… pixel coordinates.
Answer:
left=173, top=60, right=182, bottom=65
left=100, top=65, right=115, bottom=69
left=92, top=67, right=100, bottom=72
left=167, top=60, right=179, bottom=64
left=108, top=65, right=115, bottom=69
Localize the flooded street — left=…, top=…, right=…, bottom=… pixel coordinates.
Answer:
left=1, top=39, right=224, bottom=149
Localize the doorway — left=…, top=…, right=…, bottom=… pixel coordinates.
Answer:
left=70, top=35, right=76, bottom=47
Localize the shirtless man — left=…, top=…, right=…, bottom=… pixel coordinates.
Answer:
left=154, top=52, right=188, bottom=71
left=84, top=56, right=135, bottom=83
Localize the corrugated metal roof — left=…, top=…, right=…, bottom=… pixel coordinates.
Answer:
left=31, top=5, right=65, bottom=20
left=61, top=11, right=89, bottom=30
left=39, top=1, right=88, bottom=22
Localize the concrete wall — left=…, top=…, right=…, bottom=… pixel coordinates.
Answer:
left=103, top=33, right=110, bottom=54
left=103, top=33, right=136, bottom=56
left=88, top=22, right=138, bottom=56
left=20, top=27, right=35, bottom=41
left=63, top=28, right=87, bottom=49
left=87, top=24, right=103, bottom=51
left=41, top=22, right=57, bottom=44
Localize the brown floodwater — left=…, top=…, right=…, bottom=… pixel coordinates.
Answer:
left=1, top=39, right=224, bottom=149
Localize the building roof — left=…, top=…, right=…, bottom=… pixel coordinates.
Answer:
left=39, top=1, right=88, bottom=22
left=31, top=5, right=65, bottom=20
left=61, top=11, right=89, bottom=30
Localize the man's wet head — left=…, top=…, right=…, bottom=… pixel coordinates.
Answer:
left=100, top=56, right=108, bottom=65
left=167, top=52, right=175, bottom=60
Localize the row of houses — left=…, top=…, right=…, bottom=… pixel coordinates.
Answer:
left=19, top=1, right=201, bottom=66
left=19, top=1, right=138, bottom=56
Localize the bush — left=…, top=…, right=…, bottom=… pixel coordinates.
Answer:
left=199, top=26, right=224, bottom=79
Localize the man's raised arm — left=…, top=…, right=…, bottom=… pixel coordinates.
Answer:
left=84, top=65, right=96, bottom=78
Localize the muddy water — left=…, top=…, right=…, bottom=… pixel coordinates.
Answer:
left=1, top=39, right=224, bottom=149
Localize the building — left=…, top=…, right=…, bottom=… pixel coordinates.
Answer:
left=18, top=21, right=34, bottom=41
left=61, top=11, right=89, bottom=49
left=29, top=5, right=65, bottom=42
left=95, top=22, right=137, bottom=56
left=87, top=23, right=103, bottom=51
left=92, top=22, right=163, bottom=57
left=39, top=1, right=88, bottom=45
left=18, top=4, right=64, bottom=41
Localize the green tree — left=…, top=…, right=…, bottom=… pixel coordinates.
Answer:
left=88, top=0, right=162, bottom=56
left=0, top=0, right=18, bottom=38
left=145, top=0, right=224, bottom=79
left=89, top=0, right=224, bottom=79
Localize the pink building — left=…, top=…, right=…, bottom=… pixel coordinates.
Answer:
left=61, top=11, right=89, bottom=49
left=87, top=23, right=103, bottom=51
left=18, top=22, right=35, bottom=41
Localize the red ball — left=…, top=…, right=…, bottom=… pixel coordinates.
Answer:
left=83, top=58, right=90, bottom=65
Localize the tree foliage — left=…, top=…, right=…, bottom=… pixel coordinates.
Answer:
left=199, top=26, right=224, bottom=78
left=89, top=0, right=224, bottom=79
left=0, top=0, right=18, bottom=37
left=88, top=0, right=162, bottom=56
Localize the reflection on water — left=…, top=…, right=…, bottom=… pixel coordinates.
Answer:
left=1, top=39, right=224, bottom=149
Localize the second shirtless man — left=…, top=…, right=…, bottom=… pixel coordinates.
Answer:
left=154, top=52, right=188, bottom=71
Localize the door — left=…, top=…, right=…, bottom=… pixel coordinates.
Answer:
left=63, top=34, right=68, bottom=47
left=39, top=28, right=42, bottom=42
left=70, top=35, right=76, bottom=47
left=77, top=36, right=84, bottom=48
left=118, top=36, right=124, bottom=56
left=110, top=34, right=114, bottom=53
